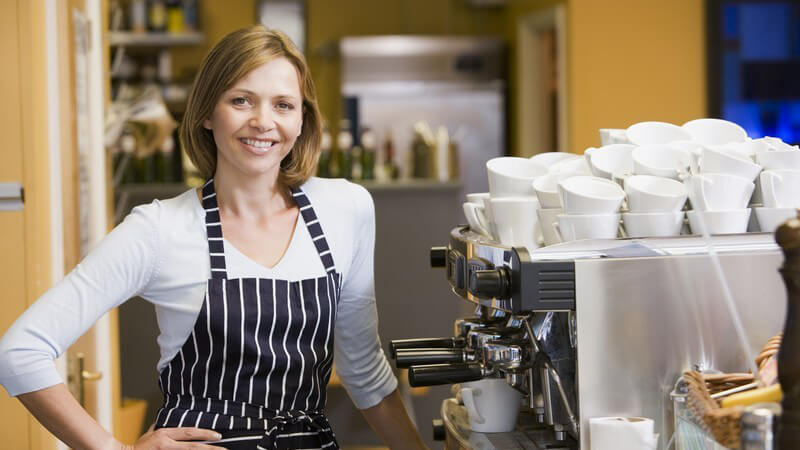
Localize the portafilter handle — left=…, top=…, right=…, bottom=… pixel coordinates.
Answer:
left=394, top=349, right=467, bottom=369
left=408, top=363, right=486, bottom=387
left=389, top=337, right=465, bottom=359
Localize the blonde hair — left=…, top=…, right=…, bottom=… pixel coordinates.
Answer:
left=181, top=26, right=322, bottom=188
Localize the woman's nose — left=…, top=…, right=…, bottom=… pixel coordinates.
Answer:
left=249, top=108, right=275, bottom=131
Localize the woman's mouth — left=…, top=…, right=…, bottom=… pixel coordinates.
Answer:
left=239, top=137, right=276, bottom=154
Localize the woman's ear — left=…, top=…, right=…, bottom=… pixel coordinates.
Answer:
left=203, top=118, right=211, bottom=130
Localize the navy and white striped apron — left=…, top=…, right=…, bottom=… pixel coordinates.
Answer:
left=153, top=179, right=342, bottom=449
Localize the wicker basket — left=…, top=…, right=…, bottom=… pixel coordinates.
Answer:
left=683, top=333, right=782, bottom=449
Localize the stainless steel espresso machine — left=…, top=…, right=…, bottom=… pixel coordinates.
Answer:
left=390, top=227, right=787, bottom=449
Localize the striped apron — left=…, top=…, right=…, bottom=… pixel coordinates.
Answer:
left=153, top=179, right=341, bottom=449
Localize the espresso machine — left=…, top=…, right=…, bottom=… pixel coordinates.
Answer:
left=391, top=227, right=787, bottom=449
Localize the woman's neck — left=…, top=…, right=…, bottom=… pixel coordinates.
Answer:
left=212, top=165, right=293, bottom=220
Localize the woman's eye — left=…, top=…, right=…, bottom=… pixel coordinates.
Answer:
left=231, top=97, right=249, bottom=106
left=276, top=102, right=295, bottom=111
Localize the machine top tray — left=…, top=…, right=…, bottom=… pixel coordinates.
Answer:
left=453, top=227, right=781, bottom=262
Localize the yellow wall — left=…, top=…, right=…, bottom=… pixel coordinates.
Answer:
left=567, top=0, right=707, bottom=152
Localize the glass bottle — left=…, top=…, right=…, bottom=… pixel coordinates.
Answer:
left=360, top=127, right=376, bottom=181
left=382, top=130, right=399, bottom=180
left=336, top=120, right=353, bottom=180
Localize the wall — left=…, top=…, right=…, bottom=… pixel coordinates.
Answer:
left=567, top=0, right=707, bottom=152
left=306, top=0, right=506, bottom=139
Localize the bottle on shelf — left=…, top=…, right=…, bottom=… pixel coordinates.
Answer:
left=181, top=0, right=198, bottom=31
left=154, top=134, right=176, bottom=182
left=317, top=124, right=331, bottom=178
left=147, top=0, right=168, bottom=33
left=336, top=119, right=353, bottom=180
left=360, top=127, right=376, bottom=181
left=129, top=0, right=147, bottom=33
left=381, top=129, right=399, bottom=181
left=166, top=0, right=184, bottom=34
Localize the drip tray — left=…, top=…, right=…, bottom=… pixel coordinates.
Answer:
left=440, top=398, right=577, bottom=450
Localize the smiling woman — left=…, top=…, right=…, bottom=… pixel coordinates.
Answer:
left=0, top=25, right=428, bottom=450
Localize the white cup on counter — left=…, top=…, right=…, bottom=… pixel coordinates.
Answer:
left=623, top=175, right=688, bottom=212
left=681, top=118, right=747, bottom=146
left=555, top=213, right=622, bottom=242
left=622, top=211, right=685, bottom=237
left=599, top=128, right=631, bottom=146
left=529, top=151, right=580, bottom=169
left=700, top=146, right=762, bottom=181
left=533, top=174, right=563, bottom=209
left=683, top=173, right=755, bottom=211
left=756, top=150, right=800, bottom=171
left=459, top=378, right=522, bottom=433
left=557, top=176, right=625, bottom=215
left=589, top=144, right=636, bottom=180
left=760, top=169, right=800, bottom=208
left=626, top=121, right=691, bottom=146
left=487, top=157, right=548, bottom=197
left=488, top=196, right=540, bottom=249
left=688, top=209, right=752, bottom=235
left=632, top=145, right=691, bottom=180
left=754, top=207, right=798, bottom=233
left=536, top=208, right=563, bottom=246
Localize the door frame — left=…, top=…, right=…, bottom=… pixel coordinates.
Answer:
left=517, top=4, right=569, bottom=156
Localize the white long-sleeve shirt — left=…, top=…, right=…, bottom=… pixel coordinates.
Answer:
left=0, top=177, right=397, bottom=409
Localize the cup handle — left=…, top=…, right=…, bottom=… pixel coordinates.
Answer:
left=465, top=204, right=492, bottom=237
left=552, top=222, right=564, bottom=243
left=618, top=219, right=628, bottom=239
left=460, top=387, right=485, bottom=424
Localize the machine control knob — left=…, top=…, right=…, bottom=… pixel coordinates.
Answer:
left=430, top=246, right=448, bottom=268
left=432, top=419, right=445, bottom=441
left=469, top=267, right=511, bottom=299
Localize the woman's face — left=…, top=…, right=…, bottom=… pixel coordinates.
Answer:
left=204, top=57, right=303, bottom=181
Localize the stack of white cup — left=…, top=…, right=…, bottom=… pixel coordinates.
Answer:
left=622, top=175, right=687, bottom=237
left=462, top=157, right=548, bottom=250
left=552, top=176, right=626, bottom=242
left=757, top=168, right=800, bottom=231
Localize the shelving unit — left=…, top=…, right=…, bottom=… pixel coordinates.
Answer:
left=109, top=31, right=204, bottom=47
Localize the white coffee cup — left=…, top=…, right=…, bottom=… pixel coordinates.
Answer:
left=463, top=202, right=492, bottom=237
left=589, top=144, right=636, bottom=180
left=530, top=151, right=580, bottom=168
left=754, top=207, right=798, bottom=232
left=626, top=121, right=691, bottom=146
left=761, top=136, right=799, bottom=152
left=487, top=157, right=548, bottom=197
left=687, top=209, right=751, bottom=235
left=599, top=128, right=631, bottom=146
left=683, top=173, right=755, bottom=211
left=549, top=156, right=593, bottom=177
left=536, top=208, right=563, bottom=246
left=730, top=138, right=770, bottom=159
left=624, top=175, right=688, bottom=212
left=460, top=378, right=522, bottom=433
left=760, top=169, right=800, bottom=208
left=555, top=213, right=621, bottom=241
left=557, top=176, right=625, bottom=214
left=488, top=197, right=540, bottom=249
left=701, top=146, right=762, bottom=181
left=622, top=211, right=685, bottom=237
left=681, top=118, right=747, bottom=146
left=632, top=144, right=691, bottom=180
left=533, top=174, right=563, bottom=209
left=756, top=150, right=800, bottom=171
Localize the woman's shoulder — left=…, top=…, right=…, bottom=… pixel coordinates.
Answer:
left=300, top=177, right=373, bottom=210
left=123, top=187, right=202, bottom=231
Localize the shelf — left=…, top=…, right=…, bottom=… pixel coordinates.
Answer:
left=357, top=179, right=462, bottom=192
left=109, top=31, right=204, bottom=47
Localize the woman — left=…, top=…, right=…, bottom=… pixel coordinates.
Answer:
left=0, top=26, right=428, bottom=449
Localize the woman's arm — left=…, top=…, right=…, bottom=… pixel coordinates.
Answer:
left=360, top=388, right=429, bottom=450
left=18, top=383, right=222, bottom=450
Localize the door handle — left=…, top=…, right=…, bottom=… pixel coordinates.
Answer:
left=0, top=183, right=24, bottom=211
left=67, top=352, right=103, bottom=407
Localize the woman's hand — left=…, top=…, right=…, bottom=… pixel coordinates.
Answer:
left=120, top=427, right=223, bottom=449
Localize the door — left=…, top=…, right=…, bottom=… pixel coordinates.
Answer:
left=0, top=1, right=116, bottom=448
